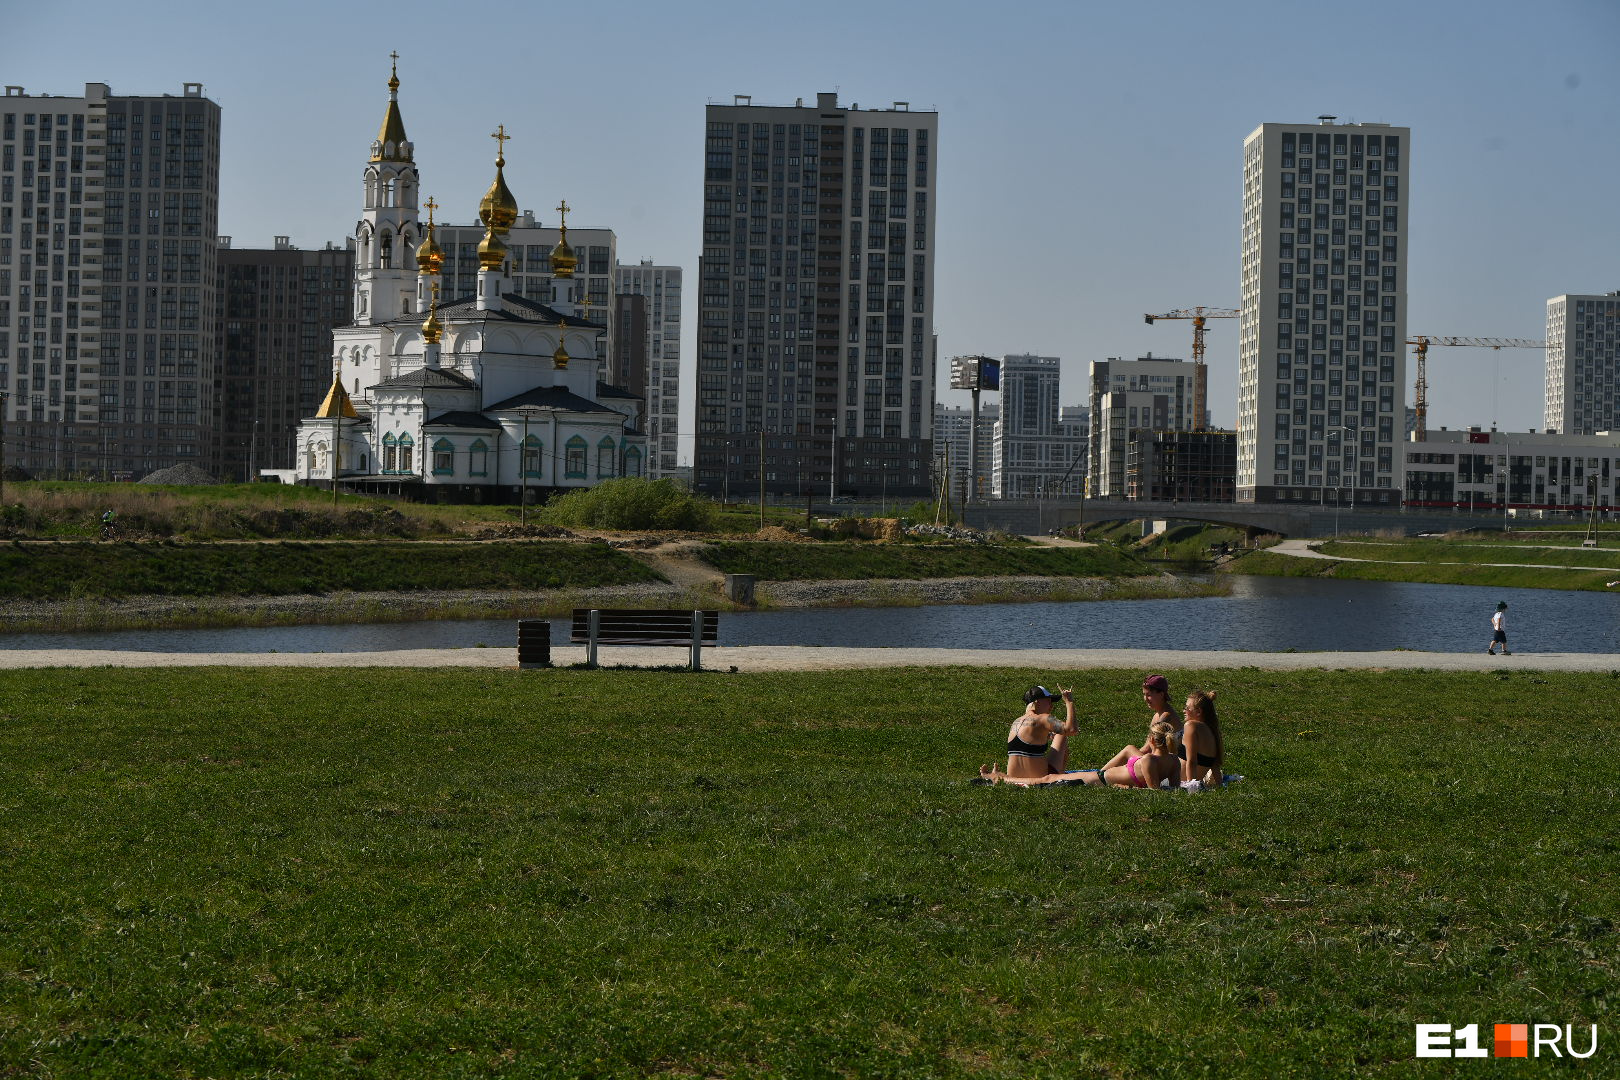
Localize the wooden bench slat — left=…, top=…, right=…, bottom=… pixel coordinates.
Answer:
left=567, top=609, right=719, bottom=660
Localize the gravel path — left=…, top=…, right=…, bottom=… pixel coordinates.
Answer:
left=0, top=645, right=1613, bottom=672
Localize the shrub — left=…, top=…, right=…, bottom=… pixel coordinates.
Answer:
left=537, top=478, right=718, bottom=531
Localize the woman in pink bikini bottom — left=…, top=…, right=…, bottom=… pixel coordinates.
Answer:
left=979, top=719, right=1181, bottom=789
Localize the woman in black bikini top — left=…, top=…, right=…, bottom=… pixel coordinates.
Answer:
left=1003, top=684, right=1076, bottom=779
left=1179, top=689, right=1223, bottom=786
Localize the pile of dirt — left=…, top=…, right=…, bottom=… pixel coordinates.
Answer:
left=138, top=464, right=219, bottom=485
left=752, top=525, right=813, bottom=542
left=470, top=523, right=574, bottom=540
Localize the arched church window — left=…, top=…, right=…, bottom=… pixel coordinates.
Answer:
left=597, top=437, right=617, bottom=479
left=469, top=439, right=489, bottom=477
left=432, top=438, right=455, bottom=476
left=624, top=446, right=643, bottom=478
left=398, top=434, right=414, bottom=473
left=523, top=436, right=542, bottom=478
left=382, top=432, right=397, bottom=473
left=564, top=436, right=587, bottom=478
left=380, top=232, right=393, bottom=269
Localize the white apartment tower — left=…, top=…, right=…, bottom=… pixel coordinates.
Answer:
left=617, top=260, right=682, bottom=476
left=697, top=92, right=938, bottom=499
left=1545, top=292, right=1620, bottom=436
left=1, top=81, right=220, bottom=478
left=992, top=354, right=1083, bottom=497
left=1238, top=119, right=1409, bottom=504
left=1088, top=355, right=1203, bottom=498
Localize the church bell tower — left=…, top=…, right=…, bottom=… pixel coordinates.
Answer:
left=353, top=54, right=420, bottom=325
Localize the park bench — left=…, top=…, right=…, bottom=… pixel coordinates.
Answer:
left=569, top=608, right=719, bottom=671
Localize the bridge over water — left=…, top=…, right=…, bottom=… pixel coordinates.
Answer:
left=961, top=498, right=1519, bottom=539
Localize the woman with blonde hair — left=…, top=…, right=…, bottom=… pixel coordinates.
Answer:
left=1179, top=689, right=1223, bottom=787
left=978, top=718, right=1181, bottom=789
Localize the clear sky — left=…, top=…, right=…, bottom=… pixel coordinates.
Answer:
left=6, top=0, right=1618, bottom=456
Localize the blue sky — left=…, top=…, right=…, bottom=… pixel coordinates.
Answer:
left=6, top=0, right=1617, bottom=453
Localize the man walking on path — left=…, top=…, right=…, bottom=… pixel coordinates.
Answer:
left=1488, top=601, right=1510, bottom=655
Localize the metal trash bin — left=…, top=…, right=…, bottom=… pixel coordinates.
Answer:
left=517, top=619, right=551, bottom=669
left=724, top=574, right=756, bottom=605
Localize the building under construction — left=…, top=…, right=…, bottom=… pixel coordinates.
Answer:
left=1126, top=429, right=1237, bottom=502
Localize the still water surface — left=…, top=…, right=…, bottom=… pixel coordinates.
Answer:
left=2, top=576, right=1615, bottom=655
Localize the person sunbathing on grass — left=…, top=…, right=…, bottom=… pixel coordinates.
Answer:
left=1001, top=684, right=1078, bottom=778
left=1094, top=673, right=1182, bottom=775
left=978, top=719, right=1181, bottom=789
left=1176, top=689, right=1223, bottom=788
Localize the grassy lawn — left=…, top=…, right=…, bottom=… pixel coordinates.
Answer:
left=0, top=541, right=663, bottom=600
left=1227, top=542, right=1620, bottom=593
left=701, top=541, right=1151, bottom=581
left=1, top=667, right=1613, bottom=1077
left=1316, top=538, right=1620, bottom=569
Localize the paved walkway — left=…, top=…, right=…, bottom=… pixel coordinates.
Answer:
left=0, top=645, right=1612, bottom=672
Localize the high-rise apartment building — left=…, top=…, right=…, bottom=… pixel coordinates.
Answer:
left=1545, top=292, right=1620, bottom=436
left=1088, top=355, right=1203, bottom=498
left=933, top=401, right=996, bottom=503
left=697, top=92, right=938, bottom=499
left=1239, top=119, right=1409, bottom=504
left=215, top=236, right=354, bottom=481
left=0, top=81, right=219, bottom=478
left=991, top=354, right=1084, bottom=497
left=616, top=260, right=682, bottom=476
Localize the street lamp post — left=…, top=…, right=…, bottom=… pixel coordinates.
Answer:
left=1328, top=426, right=1354, bottom=537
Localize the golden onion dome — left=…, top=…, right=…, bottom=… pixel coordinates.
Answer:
left=416, top=228, right=443, bottom=275
left=553, top=320, right=570, bottom=369
left=416, top=197, right=444, bottom=274
left=477, top=125, right=519, bottom=235
left=477, top=228, right=508, bottom=272
left=549, top=231, right=577, bottom=279
left=421, top=284, right=443, bottom=345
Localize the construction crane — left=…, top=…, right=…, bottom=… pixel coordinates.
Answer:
left=1407, top=336, right=1547, bottom=441
left=1143, top=306, right=1240, bottom=431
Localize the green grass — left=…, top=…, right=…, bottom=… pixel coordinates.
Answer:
left=1317, top=538, right=1620, bottom=569
left=1, top=666, right=1614, bottom=1077
left=1228, top=541, right=1620, bottom=592
left=0, top=540, right=663, bottom=599
left=701, top=540, right=1152, bottom=581
left=0, top=482, right=801, bottom=541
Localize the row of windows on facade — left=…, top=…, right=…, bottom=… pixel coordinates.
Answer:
left=351, top=433, right=645, bottom=480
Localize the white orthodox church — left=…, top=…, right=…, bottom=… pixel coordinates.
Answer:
left=281, top=61, right=646, bottom=502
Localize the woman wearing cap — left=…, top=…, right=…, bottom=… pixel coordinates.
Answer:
left=979, top=718, right=1181, bottom=789
left=1001, top=685, right=1077, bottom=779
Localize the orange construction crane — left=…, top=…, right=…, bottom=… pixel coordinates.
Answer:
left=1144, top=306, right=1240, bottom=431
left=1407, top=336, right=1546, bottom=441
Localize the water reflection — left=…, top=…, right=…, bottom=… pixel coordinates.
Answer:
left=1, top=575, right=1614, bottom=655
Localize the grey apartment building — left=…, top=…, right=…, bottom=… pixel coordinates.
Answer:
left=1238, top=119, right=1409, bottom=504
left=616, top=260, right=682, bottom=477
left=215, top=237, right=353, bottom=481
left=1, top=82, right=220, bottom=478
left=697, top=93, right=938, bottom=499
left=1546, top=292, right=1620, bottom=436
